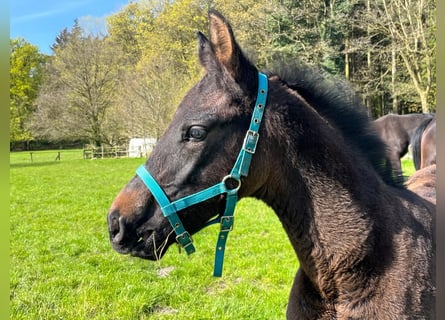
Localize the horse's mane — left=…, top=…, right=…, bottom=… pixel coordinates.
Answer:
left=266, top=61, right=403, bottom=187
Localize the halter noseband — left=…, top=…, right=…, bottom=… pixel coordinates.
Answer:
left=136, top=72, right=268, bottom=276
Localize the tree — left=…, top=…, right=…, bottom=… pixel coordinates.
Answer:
left=51, top=21, right=83, bottom=51
left=247, top=0, right=356, bottom=74
left=347, top=0, right=436, bottom=115
left=106, top=0, right=211, bottom=141
left=28, top=0, right=435, bottom=149
left=380, top=0, right=435, bottom=113
left=9, top=38, right=46, bottom=148
left=113, top=59, right=184, bottom=140
left=106, top=2, right=156, bottom=64
left=30, top=28, right=125, bottom=146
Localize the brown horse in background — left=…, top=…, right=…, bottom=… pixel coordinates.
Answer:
left=411, top=116, right=436, bottom=170
left=373, top=113, right=434, bottom=178
left=107, top=10, right=435, bottom=319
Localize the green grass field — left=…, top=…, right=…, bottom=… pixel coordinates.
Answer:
left=10, top=150, right=415, bottom=319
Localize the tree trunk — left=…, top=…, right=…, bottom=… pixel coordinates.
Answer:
left=391, top=49, right=398, bottom=113
left=419, top=93, right=429, bottom=114
left=345, top=38, right=350, bottom=81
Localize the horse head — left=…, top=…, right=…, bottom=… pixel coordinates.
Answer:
left=107, top=11, right=271, bottom=262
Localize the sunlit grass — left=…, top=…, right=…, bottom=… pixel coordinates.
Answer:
left=401, top=157, right=416, bottom=178
left=10, top=151, right=294, bottom=319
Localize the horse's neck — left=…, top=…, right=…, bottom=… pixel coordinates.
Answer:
left=262, top=117, right=387, bottom=297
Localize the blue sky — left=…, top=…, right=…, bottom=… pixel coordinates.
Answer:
left=10, top=0, right=129, bottom=55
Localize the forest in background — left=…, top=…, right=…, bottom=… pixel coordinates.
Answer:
left=10, top=0, right=436, bottom=149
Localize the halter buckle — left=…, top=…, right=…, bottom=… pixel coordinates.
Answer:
left=243, top=130, right=259, bottom=154
left=176, top=231, right=194, bottom=250
left=220, top=216, right=234, bottom=232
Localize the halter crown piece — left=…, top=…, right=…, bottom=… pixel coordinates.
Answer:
left=136, top=72, right=268, bottom=276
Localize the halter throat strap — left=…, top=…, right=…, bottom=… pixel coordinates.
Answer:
left=136, top=72, right=268, bottom=276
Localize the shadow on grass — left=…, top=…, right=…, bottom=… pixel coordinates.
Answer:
left=10, top=161, right=62, bottom=168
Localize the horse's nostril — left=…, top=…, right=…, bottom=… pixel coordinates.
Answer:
left=108, top=210, right=118, bottom=233
left=108, top=211, right=125, bottom=243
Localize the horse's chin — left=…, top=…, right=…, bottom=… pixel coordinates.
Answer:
left=109, top=225, right=174, bottom=260
left=130, top=245, right=161, bottom=261
left=129, top=242, right=165, bottom=261
left=127, top=229, right=175, bottom=261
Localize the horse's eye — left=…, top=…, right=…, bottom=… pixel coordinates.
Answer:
left=187, top=126, right=207, bottom=141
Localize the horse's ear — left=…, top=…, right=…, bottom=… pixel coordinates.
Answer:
left=197, top=31, right=220, bottom=73
left=207, top=10, right=257, bottom=86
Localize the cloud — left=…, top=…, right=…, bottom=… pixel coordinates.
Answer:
left=12, top=9, right=63, bottom=23
left=11, top=0, right=95, bottom=23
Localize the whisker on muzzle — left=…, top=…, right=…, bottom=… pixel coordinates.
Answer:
left=153, top=228, right=176, bottom=262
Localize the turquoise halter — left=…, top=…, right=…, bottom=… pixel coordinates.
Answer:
left=136, top=72, right=268, bottom=277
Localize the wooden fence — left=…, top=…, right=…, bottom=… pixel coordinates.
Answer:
left=83, top=146, right=130, bottom=159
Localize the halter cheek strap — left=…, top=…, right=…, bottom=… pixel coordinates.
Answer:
left=136, top=72, right=268, bottom=277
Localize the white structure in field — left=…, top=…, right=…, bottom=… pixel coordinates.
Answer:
left=128, top=138, right=157, bottom=158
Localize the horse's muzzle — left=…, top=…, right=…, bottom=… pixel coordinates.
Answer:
left=107, top=210, right=132, bottom=254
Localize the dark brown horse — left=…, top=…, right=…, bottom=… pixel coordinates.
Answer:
left=107, top=11, right=435, bottom=319
left=373, top=113, right=434, bottom=178
left=411, top=116, right=436, bottom=170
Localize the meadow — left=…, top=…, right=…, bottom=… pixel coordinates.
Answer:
left=9, top=150, right=415, bottom=319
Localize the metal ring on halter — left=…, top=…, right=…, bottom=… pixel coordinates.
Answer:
left=222, top=175, right=241, bottom=193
